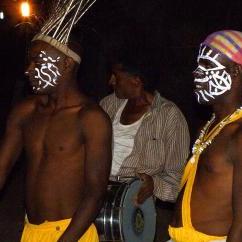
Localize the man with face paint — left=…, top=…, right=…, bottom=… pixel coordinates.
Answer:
left=169, top=30, right=242, bottom=242
left=0, top=37, right=112, bottom=241
left=100, top=53, right=190, bottom=242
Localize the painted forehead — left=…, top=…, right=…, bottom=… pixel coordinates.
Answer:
left=29, top=41, right=63, bottom=59
left=198, top=45, right=231, bottom=67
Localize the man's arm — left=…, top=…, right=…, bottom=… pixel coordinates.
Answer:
left=0, top=104, right=25, bottom=190
left=227, top=130, right=242, bottom=241
left=154, top=106, right=190, bottom=202
left=137, top=104, right=190, bottom=203
left=58, top=107, right=112, bottom=242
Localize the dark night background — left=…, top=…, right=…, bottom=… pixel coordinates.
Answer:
left=0, top=0, right=241, bottom=241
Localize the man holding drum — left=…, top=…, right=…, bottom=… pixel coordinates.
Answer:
left=100, top=51, right=190, bottom=242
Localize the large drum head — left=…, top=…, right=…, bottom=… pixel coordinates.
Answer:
left=122, top=179, right=156, bottom=242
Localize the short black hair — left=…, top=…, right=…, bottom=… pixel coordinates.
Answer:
left=112, top=49, right=159, bottom=92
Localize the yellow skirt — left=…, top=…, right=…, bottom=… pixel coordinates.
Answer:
left=169, top=226, right=227, bottom=242
left=21, top=219, right=99, bottom=242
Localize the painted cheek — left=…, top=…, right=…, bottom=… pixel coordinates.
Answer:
left=195, top=92, right=201, bottom=103
left=208, top=71, right=232, bottom=95
left=34, top=51, right=62, bottom=90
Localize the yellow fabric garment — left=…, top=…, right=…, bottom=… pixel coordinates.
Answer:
left=169, top=108, right=242, bottom=242
left=168, top=156, right=227, bottom=242
left=21, top=219, right=99, bottom=242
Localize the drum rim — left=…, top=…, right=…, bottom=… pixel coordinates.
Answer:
left=111, top=181, right=129, bottom=241
left=96, top=178, right=156, bottom=242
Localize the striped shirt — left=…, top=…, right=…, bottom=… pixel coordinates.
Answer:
left=100, top=91, right=190, bottom=202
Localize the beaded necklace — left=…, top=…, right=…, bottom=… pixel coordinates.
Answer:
left=180, top=106, right=242, bottom=189
left=192, top=107, right=242, bottom=158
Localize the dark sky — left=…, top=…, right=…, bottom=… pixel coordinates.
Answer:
left=1, top=0, right=242, bottom=134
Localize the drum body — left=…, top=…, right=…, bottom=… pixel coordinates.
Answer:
left=95, top=179, right=156, bottom=242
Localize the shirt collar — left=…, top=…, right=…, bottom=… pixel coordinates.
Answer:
left=115, top=90, right=164, bottom=110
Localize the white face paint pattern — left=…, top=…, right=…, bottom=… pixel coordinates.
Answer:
left=33, top=51, right=61, bottom=91
left=194, top=46, right=232, bottom=103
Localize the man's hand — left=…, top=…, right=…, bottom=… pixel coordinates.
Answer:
left=57, top=234, right=77, bottom=242
left=135, top=173, right=154, bottom=205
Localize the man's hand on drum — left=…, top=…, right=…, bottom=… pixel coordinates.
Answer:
left=135, top=173, right=154, bottom=205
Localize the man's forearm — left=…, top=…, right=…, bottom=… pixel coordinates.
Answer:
left=0, top=149, right=21, bottom=191
left=227, top=223, right=242, bottom=242
left=58, top=190, right=105, bottom=242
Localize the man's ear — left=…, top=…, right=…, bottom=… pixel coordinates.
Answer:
left=132, top=76, right=142, bottom=87
left=231, top=64, right=242, bottom=78
left=238, top=64, right=242, bottom=75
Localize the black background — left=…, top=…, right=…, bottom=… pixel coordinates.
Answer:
left=0, top=0, right=242, bottom=240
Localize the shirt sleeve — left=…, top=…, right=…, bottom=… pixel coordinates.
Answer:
left=153, top=105, right=190, bottom=202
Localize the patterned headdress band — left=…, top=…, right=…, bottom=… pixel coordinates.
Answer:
left=32, top=0, right=97, bottom=63
left=202, top=30, right=242, bottom=65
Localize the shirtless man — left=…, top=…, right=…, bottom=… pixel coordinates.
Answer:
left=0, top=39, right=112, bottom=242
left=169, top=30, right=242, bottom=242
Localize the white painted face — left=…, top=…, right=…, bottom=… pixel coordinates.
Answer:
left=32, top=51, right=61, bottom=92
left=194, top=45, right=232, bottom=104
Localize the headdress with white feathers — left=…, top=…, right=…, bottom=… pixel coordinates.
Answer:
left=32, top=0, right=97, bottom=63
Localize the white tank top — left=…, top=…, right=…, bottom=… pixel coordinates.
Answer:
left=111, top=100, right=145, bottom=176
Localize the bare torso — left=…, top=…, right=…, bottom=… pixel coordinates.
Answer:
left=21, top=96, right=93, bottom=224
left=171, top=121, right=241, bottom=236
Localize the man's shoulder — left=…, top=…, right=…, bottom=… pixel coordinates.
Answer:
left=99, top=93, right=124, bottom=118
left=78, top=102, right=112, bottom=138
left=152, top=94, right=189, bottom=131
left=79, top=102, right=112, bottom=126
left=154, top=92, right=177, bottom=109
left=155, top=96, right=185, bottom=118
left=231, top=122, right=242, bottom=143
left=16, top=95, right=38, bottom=108
left=8, top=96, right=38, bottom=122
left=100, top=93, right=117, bottom=104
left=228, top=123, right=242, bottom=164
left=100, top=93, right=123, bottom=108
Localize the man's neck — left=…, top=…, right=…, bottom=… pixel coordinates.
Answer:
left=127, top=90, right=155, bottom=107
left=46, top=82, right=84, bottom=111
left=213, top=99, right=242, bottom=121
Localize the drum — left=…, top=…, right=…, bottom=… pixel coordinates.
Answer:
left=95, top=178, right=156, bottom=242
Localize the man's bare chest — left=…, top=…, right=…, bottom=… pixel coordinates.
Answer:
left=198, top=132, right=233, bottom=174
left=23, top=110, right=83, bottom=153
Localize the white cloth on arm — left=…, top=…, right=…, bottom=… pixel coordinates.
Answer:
left=111, top=100, right=145, bottom=175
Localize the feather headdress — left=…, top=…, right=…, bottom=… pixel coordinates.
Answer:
left=32, top=0, right=97, bottom=63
